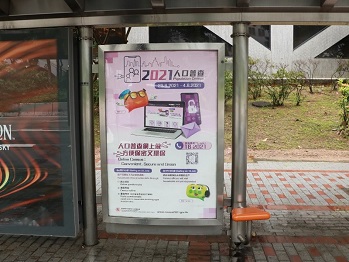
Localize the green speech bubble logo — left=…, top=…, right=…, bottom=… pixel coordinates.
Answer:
left=186, top=184, right=210, bottom=201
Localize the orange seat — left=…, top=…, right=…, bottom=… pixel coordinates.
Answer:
left=232, top=207, right=270, bottom=222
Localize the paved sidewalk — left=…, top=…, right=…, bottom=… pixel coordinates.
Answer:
left=229, top=161, right=349, bottom=262
left=1, top=161, right=348, bottom=261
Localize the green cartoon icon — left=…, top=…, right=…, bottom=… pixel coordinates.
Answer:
left=186, top=184, right=210, bottom=201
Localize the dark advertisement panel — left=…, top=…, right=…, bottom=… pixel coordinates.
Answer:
left=0, top=28, right=80, bottom=236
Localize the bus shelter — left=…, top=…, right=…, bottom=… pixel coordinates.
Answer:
left=0, top=0, right=348, bottom=247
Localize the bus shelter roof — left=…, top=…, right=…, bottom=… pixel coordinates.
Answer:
left=0, top=0, right=349, bottom=29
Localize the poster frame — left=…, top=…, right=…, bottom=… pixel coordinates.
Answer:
left=99, top=43, right=225, bottom=235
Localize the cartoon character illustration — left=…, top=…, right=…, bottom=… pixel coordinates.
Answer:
left=120, top=89, right=149, bottom=112
left=186, top=184, right=210, bottom=201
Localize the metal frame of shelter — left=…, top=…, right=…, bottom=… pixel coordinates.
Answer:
left=0, top=0, right=348, bottom=247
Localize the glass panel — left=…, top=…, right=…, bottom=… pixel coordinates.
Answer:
left=149, top=26, right=233, bottom=56
left=0, top=28, right=78, bottom=236
left=316, top=35, right=349, bottom=58
left=293, top=25, right=327, bottom=49
left=103, top=47, right=220, bottom=220
left=249, top=25, right=270, bottom=49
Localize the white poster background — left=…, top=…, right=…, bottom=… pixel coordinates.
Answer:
left=105, top=50, right=218, bottom=219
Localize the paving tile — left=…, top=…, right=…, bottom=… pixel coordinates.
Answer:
left=2, top=160, right=349, bottom=261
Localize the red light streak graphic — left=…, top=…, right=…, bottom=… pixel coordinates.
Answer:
left=0, top=158, right=9, bottom=191
left=0, top=149, right=46, bottom=199
left=0, top=191, right=62, bottom=214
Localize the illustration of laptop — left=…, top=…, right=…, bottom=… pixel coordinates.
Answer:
left=131, top=100, right=185, bottom=139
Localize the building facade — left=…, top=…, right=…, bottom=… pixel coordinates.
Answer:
left=128, top=25, right=349, bottom=79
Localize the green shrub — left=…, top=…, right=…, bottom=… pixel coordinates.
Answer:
left=293, top=59, right=319, bottom=94
left=331, top=60, right=349, bottom=90
left=338, top=78, right=349, bottom=137
left=224, top=70, right=233, bottom=105
left=291, top=71, right=306, bottom=106
left=266, top=64, right=305, bottom=106
left=266, top=65, right=294, bottom=106
left=93, top=79, right=99, bottom=111
left=248, top=57, right=271, bottom=100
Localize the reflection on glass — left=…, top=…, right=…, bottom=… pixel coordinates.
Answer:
left=248, top=25, right=270, bottom=49
left=293, top=26, right=327, bottom=50
left=316, top=35, right=349, bottom=59
left=0, top=29, right=76, bottom=236
left=149, top=26, right=233, bottom=56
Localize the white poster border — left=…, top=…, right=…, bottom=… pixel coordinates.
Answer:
left=99, top=43, right=225, bottom=234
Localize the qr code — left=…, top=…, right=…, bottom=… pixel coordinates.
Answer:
left=186, top=152, right=198, bottom=164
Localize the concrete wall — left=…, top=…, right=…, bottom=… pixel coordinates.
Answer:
left=128, top=25, right=349, bottom=78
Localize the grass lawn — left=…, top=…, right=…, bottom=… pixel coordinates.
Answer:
left=95, top=85, right=348, bottom=157
left=224, top=85, right=349, bottom=152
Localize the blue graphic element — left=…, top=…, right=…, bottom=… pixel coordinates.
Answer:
left=160, top=169, right=197, bottom=173
left=155, top=82, right=204, bottom=89
left=175, top=142, right=184, bottom=150
left=114, top=168, right=152, bottom=173
left=119, top=89, right=130, bottom=99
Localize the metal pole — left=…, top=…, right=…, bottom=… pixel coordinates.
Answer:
left=79, top=26, right=98, bottom=246
left=230, top=22, right=249, bottom=244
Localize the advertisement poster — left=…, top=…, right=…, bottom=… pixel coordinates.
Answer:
left=104, top=47, right=219, bottom=219
left=0, top=28, right=79, bottom=236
